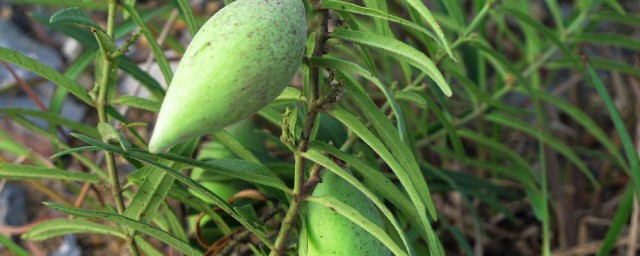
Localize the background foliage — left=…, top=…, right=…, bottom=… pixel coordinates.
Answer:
left=0, top=0, right=639, bottom=255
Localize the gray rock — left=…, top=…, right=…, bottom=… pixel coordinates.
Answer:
left=0, top=18, right=87, bottom=131
left=0, top=185, right=27, bottom=228
left=0, top=18, right=62, bottom=89
left=50, top=235, right=82, bottom=256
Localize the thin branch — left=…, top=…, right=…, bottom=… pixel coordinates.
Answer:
left=97, top=1, right=139, bottom=255
left=1, top=62, right=47, bottom=110
left=270, top=8, right=330, bottom=256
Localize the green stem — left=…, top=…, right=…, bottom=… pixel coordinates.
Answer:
left=270, top=107, right=320, bottom=256
left=98, top=1, right=139, bottom=255
left=270, top=8, right=329, bottom=255
left=271, top=154, right=305, bottom=255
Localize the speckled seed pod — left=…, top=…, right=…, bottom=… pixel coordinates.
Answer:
left=149, top=0, right=306, bottom=153
left=300, top=171, right=391, bottom=256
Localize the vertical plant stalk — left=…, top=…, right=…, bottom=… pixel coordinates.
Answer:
left=97, top=0, right=125, bottom=215
left=270, top=8, right=329, bottom=256
left=96, top=1, right=139, bottom=255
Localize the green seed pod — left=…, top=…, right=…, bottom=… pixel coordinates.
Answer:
left=300, top=171, right=391, bottom=256
left=149, top=0, right=306, bottom=153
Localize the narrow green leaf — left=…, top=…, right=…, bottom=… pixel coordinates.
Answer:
left=50, top=7, right=102, bottom=30
left=162, top=202, right=189, bottom=242
left=404, top=0, right=454, bottom=59
left=51, top=146, right=102, bottom=159
left=549, top=56, right=640, bottom=78
left=485, top=113, right=600, bottom=188
left=148, top=153, right=289, bottom=192
left=44, top=203, right=202, bottom=256
left=175, top=0, right=199, bottom=36
left=584, top=58, right=640, bottom=198
left=422, top=91, right=465, bottom=158
left=596, top=185, right=634, bottom=256
left=329, top=107, right=439, bottom=254
left=544, top=0, right=564, bottom=31
left=0, top=233, right=29, bottom=256
left=571, top=33, right=640, bottom=52
left=312, top=56, right=407, bottom=140
left=0, top=108, right=99, bottom=138
left=23, top=218, right=126, bottom=241
left=340, top=84, right=437, bottom=219
left=68, top=133, right=273, bottom=246
left=122, top=4, right=173, bottom=85
left=323, top=0, right=437, bottom=42
left=7, top=0, right=108, bottom=9
left=7, top=114, right=107, bottom=179
left=0, top=47, right=92, bottom=105
left=591, top=11, right=640, bottom=27
left=497, top=7, right=580, bottom=69
left=330, top=28, right=452, bottom=96
left=0, top=129, right=30, bottom=156
left=271, top=87, right=306, bottom=106
left=440, top=0, right=465, bottom=27
left=395, top=90, right=427, bottom=109
left=457, top=129, right=536, bottom=181
left=535, top=91, right=629, bottom=172
left=125, top=140, right=199, bottom=224
left=113, top=95, right=161, bottom=112
left=168, top=186, right=232, bottom=234
left=234, top=204, right=262, bottom=229
left=51, top=50, right=94, bottom=119
left=211, top=130, right=260, bottom=163
left=305, top=196, right=407, bottom=256
left=125, top=166, right=176, bottom=222
left=0, top=163, right=100, bottom=183
left=135, top=236, right=164, bottom=256
left=303, top=149, right=415, bottom=256
left=604, top=0, right=626, bottom=14
left=309, top=141, right=417, bottom=224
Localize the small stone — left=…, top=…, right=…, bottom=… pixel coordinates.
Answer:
left=0, top=19, right=61, bottom=89
left=0, top=185, right=27, bottom=241
left=51, top=235, right=82, bottom=256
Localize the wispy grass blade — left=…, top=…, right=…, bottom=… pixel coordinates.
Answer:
left=23, top=219, right=126, bottom=241
left=485, top=113, right=600, bottom=189
left=122, top=3, right=173, bottom=85
left=584, top=57, right=640, bottom=197
left=44, top=203, right=202, bottom=256
left=403, top=0, right=455, bottom=59
left=330, top=28, right=452, bottom=96
left=596, top=185, right=634, bottom=255
left=0, top=163, right=100, bottom=183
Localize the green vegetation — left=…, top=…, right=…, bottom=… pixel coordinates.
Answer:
left=0, top=0, right=638, bottom=255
